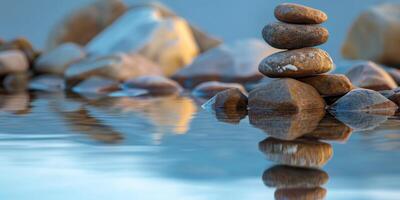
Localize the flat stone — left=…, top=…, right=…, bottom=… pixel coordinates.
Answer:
left=72, top=77, right=119, bottom=95
left=0, top=38, right=37, bottom=65
left=262, top=165, right=329, bottom=188
left=346, top=61, right=397, bottom=91
left=121, top=75, right=183, bottom=96
left=192, top=81, right=247, bottom=98
left=275, top=187, right=327, bottom=200
left=34, top=43, right=86, bottom=75
left=263, top=22, right=329, bottom=49
left=259, top=48, right=333, bottom=78
left=3, top=73, right=30, bottom=93
left=259, top=137, right=333, bottom=168
left=0, top=50, right=29, bottom=75
left=65, top=53, right=162, bottom=87
left=275, top=3, right=328, bottom=24
left=329, top=88, right=398, bottom=113
left=248, top=78, right=325, bottom=112
left=249, top=109, right=325, bottom=141
left=202, top=88, right=248, bottom=111
left=303, top=114, right=353, bottom=142
left=298, top=74, right=354, bottom=97
left=29, top=75, right=65, bottom=92
left=172, top=39, right=279, bottom=88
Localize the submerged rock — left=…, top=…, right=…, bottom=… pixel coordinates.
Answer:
left=259, top=48, right=333, bottom=78
left=29, top=75, right=65, bottom=92
left=192, top=81, right=247, bottom=98
left=47, top=0, right=127, bottom=49
left=34, top=43, right=86, bottom=75
left=274, top=3, right=328, bottom=24
left=275, top=187, right=327, bottom=200
left=172, top=39, right=279, bottom=88
left=259, top=137, right=333, bottom=168
left=345, top=61, right=397, bottom=91
left=248, top=78, right=325, bottom=112
left=121, top=75, right=183, bottom=96
left=0, top=50, right=29, bottom=75
left=298, top=74, right=353, bottom=97
left=72, top=77, right=119, bottom=95
left=342, top=4, right=400, bottom=66
left=263, top=22, right=328, bottom=49
left=202, top=88, right=248, bottom=111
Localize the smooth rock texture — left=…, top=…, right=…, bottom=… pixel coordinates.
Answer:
left=29, top=75, right=65, bottom=92
left=298, top=74, right=353, bottom=97
left=214, top=109, right=247, bottom=125
left=65, top=53, right=162, bottom=86
left=346, top=61, right=397, bottom=91
left=330, top=88, right=398, bottom=113
left=342, top=4, right=400, bottom=66
left=72, top=77, right=119, bottom=95
left=47, top=0, right=127, bottom=49
left=86, top=7, right=199, bottom=76
left=192, top=81, right=247, bottom=98
left=259, top=48, right=333, bottom=78
left=0, top=50, right=29, bottom=75
left=172, top=39, right=279, bottom=88
left=202, top=88, right=248, bottom=111
left=275, top=3, right=328, bottom=24
left=121, top=75, right=183, bottom=95
left=263, top=22, right=329, bottom=49
left=384, top=67, right=400, bottom=85
left=34, top=43, right=86, bottom=75
left=259, top=137, right=333, bottom=168
left=275, top=187, right=327, bottom=200
left=0, top=38, right=37, bottom=65
left=248, top=78, right=325, bottom=112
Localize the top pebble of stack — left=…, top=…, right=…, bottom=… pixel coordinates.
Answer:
left=275, top=3, right=328, bottom=24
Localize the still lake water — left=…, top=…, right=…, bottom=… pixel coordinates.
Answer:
left=1, top=0, right=400, bottom=199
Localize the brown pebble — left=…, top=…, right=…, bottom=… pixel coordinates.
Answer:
left=275, top=3, right=328, bottom=24
left=298, top=74, right=354, bottom=97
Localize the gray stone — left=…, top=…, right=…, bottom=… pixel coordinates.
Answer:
left=192, top=81, right=247, bottom=98
left=29, top=75, right=65, bottom=92
left=72, top=77, right=119, bottom=95
left=121, top=75, right=183, bottom=96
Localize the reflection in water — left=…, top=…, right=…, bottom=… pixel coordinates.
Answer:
left=304, top=114, right=353, bottom=142
left=0, top=92, right=32, bottom=114
left=274, top=187, right=327, bottom=200
left=331, top=111, right=391, bottom=131
left=259, top=137, right=333, bottom=168
left=249, top=109, right=325, bottom=140
left=215, top=108, right=247, bottom=124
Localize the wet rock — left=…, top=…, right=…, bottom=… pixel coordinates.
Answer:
left=275, top=187, right=327, bottom=200
left=248, top=78, right=325, bottom=112
left=65, top=53, right=162, bottom=87
left=259, top=137, right=333, bottom=168
left=346, top=61, right=397, bottom=91
left=342, top=4, right=400, bottom=66
left=121, top=75, right=183, bottom=96
left=192, top=81, right=247, bottom=98
left=215, top=109, right=247, bottom=124
left=202, top=88, right=248, bottom=111
left=47, top=0, right=127, bottom=49
left=259, top=48, right=333, bottom=78
left=384, top=67, right=400, bottom=85
left=263, top=22, right=328, bottom=49
left=249, top=109, right=325, bottom=140
left=29, top=75, right=65, bottom=92
left=330, top=88, right=398, bottom=113
left=34, top=43, right=86, bottom=75
left=0, top=38, right=37, bottom=65
left=86, top=7, right=199, bottom=76
left=0, top=50, right=29, bottom=75
left=172, top=39, right=279, bottom=88
left=263, top=165, right=329, bottom=188
left=275, top=3, right=328, bottom=24
left=304, top=114, right=353, bottom=142
left=3, top=73, right=30, bottom=93
left=72, top=77, right=119, bottom=95
left=298, top=74, right=353, bottom=97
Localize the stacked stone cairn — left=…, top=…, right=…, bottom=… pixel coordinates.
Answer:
left=248, top=3, right=354, bottom=112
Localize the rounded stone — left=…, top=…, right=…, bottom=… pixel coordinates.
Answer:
left=298, top=74, right=354, bottom=97
left=122, top=75, right=183, bottom=95
left=192, top=81, right=247, bottom=98
left=259, top=48, right=333, bottom=78
left=275, top=3, right=328, bottom=24
left=262, top=22, right=329, bottom=49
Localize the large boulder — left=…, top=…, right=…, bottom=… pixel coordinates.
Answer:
left=173, top=39, right=279, bottom=88
left=47, top=0, right=128, bottom=49
left=342, top=4, right=400, bottom=66
left=345, top=61, right=397, bottom=91
left=248, top=78, right=325, bottom=112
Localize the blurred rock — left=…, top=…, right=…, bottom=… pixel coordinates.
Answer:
left=244, top=77, right=275, bottom=92
left=34, top=43, right=86, bottom=75
left=29, top=75, right=65, bottom=92
left=215, top=109, right=247, bottom=124
left=47, top=0, right=127, bottom=49
left=342, top=4, right=400, bottom=66
left=0, top=50, right=29, bottom=75
left=304, top=114, right=352, bottom=142
left=346, top=61, right=397, bottom=91
left=249, top=109, right=325, bottom=140
left=259, top=137, right=333, bottom=168
left=72, top=77, right=119, bottom=95
left=121, top=75, right=182, bottom=96
left=384, top=67, right=400, bottom=85
left=275, top=187, right=327, bottom=200
left=248, top=78, right=325, bottom=112
left=263, top=165, right=329, bottom=188
left=330, top=88, right=398, bottom=113
left=388, top=93, right=400, bottom=106
left=172, top=39, right=279, bottom=88
left=65, top=53, right=162, bottom=87
left=259, top=48, right=333, bottom=78
left=192, top=81, right=247, bottom=98
left=275, top=3, right=328, bottom=24
left=0, top=38, right=37, bottom=65
left=298, top=74, right=353, bottom=97
left=86, top=6, right=199, bottom=76
left=0, top=93, right=30, bottom=114
left=202, top=88, right=248, bottom=111
left=3, top=73, right=30, bottom=93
